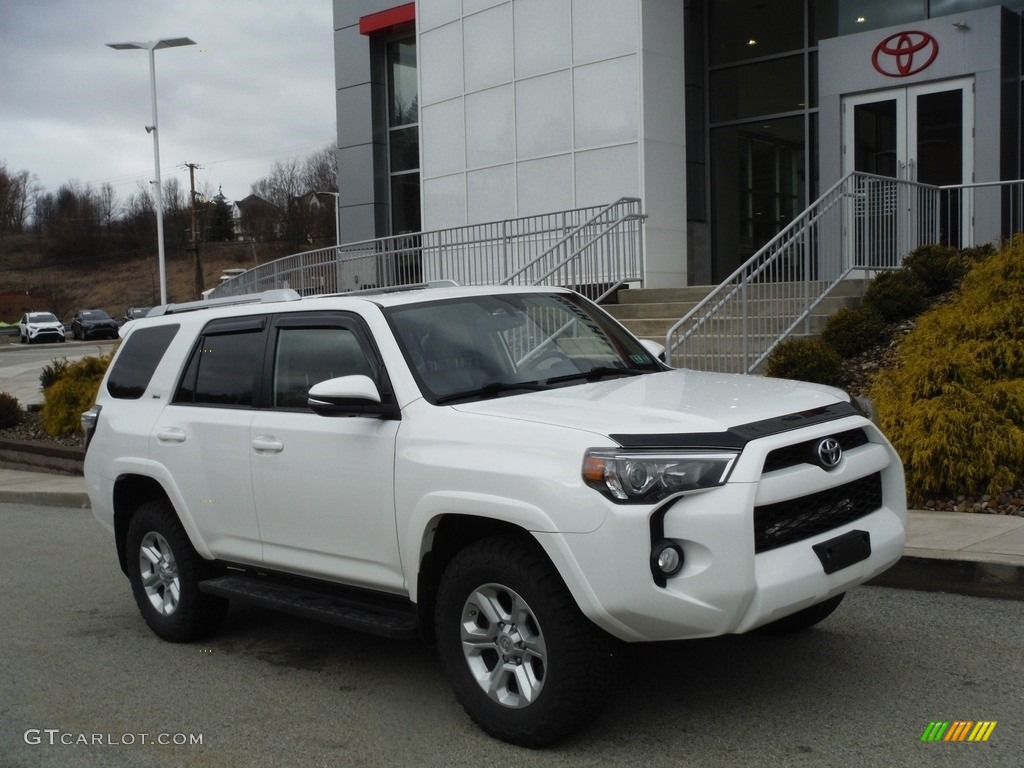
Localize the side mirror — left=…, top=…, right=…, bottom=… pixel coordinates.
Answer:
left=307, top=375, right=400, bottom=419
left=640, top=338, right=666, bottom=363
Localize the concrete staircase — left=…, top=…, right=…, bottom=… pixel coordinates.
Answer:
left=605, top=278, right=868, bottom=351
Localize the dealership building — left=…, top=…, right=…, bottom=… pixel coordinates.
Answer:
left=332, top=1, right=1024, bottom=289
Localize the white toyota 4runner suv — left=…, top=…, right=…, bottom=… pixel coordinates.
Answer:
left=83, top=283, right=906, bottom=746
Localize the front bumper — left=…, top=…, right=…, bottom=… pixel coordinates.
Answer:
left=537, top=421, right=907, bottom=642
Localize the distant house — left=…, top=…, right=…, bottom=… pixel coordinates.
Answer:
left=293, top=191, right=339, bottom=244
left=231, top=195, right=282, bottom=242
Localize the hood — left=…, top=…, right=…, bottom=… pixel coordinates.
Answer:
left=453, top=369, right=849, bottom=437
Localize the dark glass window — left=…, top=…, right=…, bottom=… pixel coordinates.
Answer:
left=174, top=323, right=265, bottom=407
left=710, top=56, right=805, bottom=122
left=709, top=0, right=804, bottom=65
left=386, top=37, right=421, bottom=236
left=106, top=325, right=179, bottom=400
left=271, top=326, right=372, bottom=409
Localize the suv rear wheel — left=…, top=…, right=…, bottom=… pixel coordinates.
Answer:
left=125, top=499, right=227, bottom=642
left=435, top=536, right=617, bottom=747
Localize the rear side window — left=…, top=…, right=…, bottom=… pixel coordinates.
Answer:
left=106, top=325, right=180, bottom=400
left=173, top=318, right=266, bottom=407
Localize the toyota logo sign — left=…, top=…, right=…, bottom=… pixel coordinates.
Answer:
left=872, top=31, right=939, bottom=77
left=816, top=438, right=843, bottom=470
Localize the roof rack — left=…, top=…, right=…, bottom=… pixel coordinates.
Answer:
left=148, top=289, right=302, bottom=317
left=343, top=279, right=460, bottom=298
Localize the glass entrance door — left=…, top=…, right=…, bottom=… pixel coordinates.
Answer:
left=843, top=78, right=973, bottom=251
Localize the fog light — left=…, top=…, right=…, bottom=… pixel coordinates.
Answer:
left=651, top=540, right=684, bottom=579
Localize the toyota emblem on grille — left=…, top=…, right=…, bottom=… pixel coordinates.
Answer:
left=816, top=438, right=842, bottom=469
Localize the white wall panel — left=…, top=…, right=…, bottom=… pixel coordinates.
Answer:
left=572, top=0, right=639, bottom=64
left=419, top=0, right=463, bottom=32
left=463, top=3, right=514, bottom=93
left=467, top=164, right=517, bottom=222
left=574, top=144, right=639, bottom=207
left=464, top=0, right=507, bottom=16
left=466, top=85, right=515, bottom=168
left=420, top=22, right=464, bottom=104
left=421, top=97, right=466, bottom=177
left=513, top=0, right=572, bottom=78
left=573, top=56, right=639, bottom=148
left=515, top=71, right=573, bottom=158
left=517, top=155, right=574, bottom=216
left=423, top=173, right=468, bottom=229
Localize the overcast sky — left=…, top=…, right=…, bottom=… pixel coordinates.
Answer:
left=0, top=0, right=336, bottom=205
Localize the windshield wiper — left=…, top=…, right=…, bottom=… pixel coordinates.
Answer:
left=434, top=380, right=547, bottom=405
left=545, top=366, right=649, bottom=385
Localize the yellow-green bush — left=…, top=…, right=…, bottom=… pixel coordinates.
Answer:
left=871, top=239, right=1024, bottom=499
left=765, top=337, right=843, bottom=387
left=41, top=353, right=112, bottom=437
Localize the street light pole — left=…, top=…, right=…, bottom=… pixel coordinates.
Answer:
left=107, top=37, right=196, bottom=306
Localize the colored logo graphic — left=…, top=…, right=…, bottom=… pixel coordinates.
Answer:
left=872, top=31, right=939, bottom=77
left=921, top=721, right=997, bottom=742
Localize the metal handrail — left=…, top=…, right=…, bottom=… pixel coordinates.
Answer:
left=209, top=198, right=645, bottom=300
left=665, top=172, right=942, bottom=373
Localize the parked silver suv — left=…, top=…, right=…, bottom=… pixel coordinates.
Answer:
left=84, top=284, right=906, bottom=746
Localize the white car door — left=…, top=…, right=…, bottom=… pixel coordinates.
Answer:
left=249, top=312, right=404, bottom=593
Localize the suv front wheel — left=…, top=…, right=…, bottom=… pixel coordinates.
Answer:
left=125, top=499, right=227, bottom=642
left=435, top=536, right=617, bottom=747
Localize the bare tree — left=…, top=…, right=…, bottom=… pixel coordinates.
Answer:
left=301, top=144, right=338, bottom=193
left=0, top=161, right=33, bottom=235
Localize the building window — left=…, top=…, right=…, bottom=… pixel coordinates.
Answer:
left=386, top=38, right=420, bottom=235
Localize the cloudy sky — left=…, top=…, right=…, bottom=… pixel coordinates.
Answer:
left=0, top=0, right=336, bottom=205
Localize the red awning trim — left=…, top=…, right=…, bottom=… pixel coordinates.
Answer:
left=359, top=3, right=416, bottom=36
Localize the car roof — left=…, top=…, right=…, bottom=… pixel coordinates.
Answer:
left=145, top=284, right=573, bottom=324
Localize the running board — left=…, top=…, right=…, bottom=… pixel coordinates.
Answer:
left=199, top=575, right=419, bottom=639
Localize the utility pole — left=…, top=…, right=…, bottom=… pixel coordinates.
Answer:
left=185, top=162, right=206, bottom=298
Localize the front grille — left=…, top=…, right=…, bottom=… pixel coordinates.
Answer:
left=762, top=428, right=870, bottom=473
left=753, top=472, right=883, bottom=553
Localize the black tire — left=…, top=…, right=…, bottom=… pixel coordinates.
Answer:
left=125, top=499, right=227, bottom=642
left=756, top=593, right=845, bottom=635
left=435, top=536, right=617, bottom=747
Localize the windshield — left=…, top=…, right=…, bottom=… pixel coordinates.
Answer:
left=82, top=310, right=111, bottom=319
left=386, top=292, right=663, bottom=403
left=29, top=313, right=59, bottom=323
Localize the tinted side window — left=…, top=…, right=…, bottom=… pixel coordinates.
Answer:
left=272, top=327, right=373, bottom=409
left=174, top=322, right=266, bottom=407
left=106, top=325, right=180, bottom=399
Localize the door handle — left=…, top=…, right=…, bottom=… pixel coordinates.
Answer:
left=252, top=435, right=284, bottom=453
left=156, top=427, right=186, bottom=444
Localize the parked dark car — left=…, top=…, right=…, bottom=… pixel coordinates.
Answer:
left=71, top=309, right=120, bottom=340
left=123, top=307, right=153, bottom=324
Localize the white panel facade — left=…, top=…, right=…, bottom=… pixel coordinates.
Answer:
left=465, top=85, right=515, bottom=168
left=513, top=0, right=572, bottom=78
left=514, top=71, right=573, bottom=158
left=416, top=0, right=689, bottom=286
left=463, top=3, right=514, bottom=93
left=420, top=97, right=466, bottom=178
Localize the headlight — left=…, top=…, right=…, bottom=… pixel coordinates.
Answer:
left=582, top=449, right=738, bottom=503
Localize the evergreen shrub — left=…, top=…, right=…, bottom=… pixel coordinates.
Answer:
left=863, top=269, right=928, bottom=322
left=901, top=244, right=969, bottom=296
left=0, top=392, right=23, bottom=429
left=820, top=305, right=887, bottom=358
left=765, top=337, right=843, bottom=387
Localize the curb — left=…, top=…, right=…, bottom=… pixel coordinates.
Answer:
left=869, top=555, right=1024, bottom=601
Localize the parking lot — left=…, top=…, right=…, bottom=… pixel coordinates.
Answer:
left=2, top=501, right=1021, bottom=768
